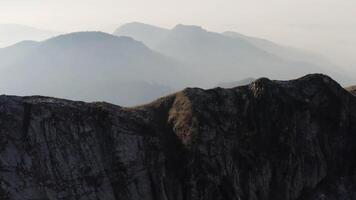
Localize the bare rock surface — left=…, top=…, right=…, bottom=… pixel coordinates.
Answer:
left=0, top=74, right=355, bottom=200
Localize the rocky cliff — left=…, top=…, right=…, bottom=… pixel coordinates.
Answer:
left=0, top=74, right=355, bottom=200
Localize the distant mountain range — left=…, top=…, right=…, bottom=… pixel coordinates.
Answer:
left=115, top=22, right=354, bottom=86
left=0, top=24, right=59, bottom=48
left=0, top=22, right=354, bottom=106
left=0, top=32, right=187, bottom=106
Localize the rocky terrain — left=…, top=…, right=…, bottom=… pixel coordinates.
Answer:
left=0, top=74, right=355, bottom=200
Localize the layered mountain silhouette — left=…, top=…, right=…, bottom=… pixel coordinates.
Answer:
left=0, top=22, right=353, bottom=107
left=0, top=74, right=355, bottom=199
left=0, top=32, right=187, bottom=106
left=0, top=24, right=59, bottom=48
left=114, top=22, right=353, bottom=86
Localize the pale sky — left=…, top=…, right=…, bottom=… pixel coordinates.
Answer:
left=1, top=0, right=355, bottom=71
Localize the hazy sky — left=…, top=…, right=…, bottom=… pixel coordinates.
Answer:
left=1, top=0, right=355, bottom=70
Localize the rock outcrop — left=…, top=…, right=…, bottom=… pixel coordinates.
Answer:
left=0, top=74, right=355, bottom=200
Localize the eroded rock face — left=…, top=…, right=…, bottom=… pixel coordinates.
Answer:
left=0, top=74, right=355, bottom=200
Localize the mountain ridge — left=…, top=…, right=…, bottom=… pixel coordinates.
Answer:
left=0, top=74, right=355, bottom=199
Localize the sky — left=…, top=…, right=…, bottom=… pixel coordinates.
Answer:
left=0, top=0, right=355, bottom=71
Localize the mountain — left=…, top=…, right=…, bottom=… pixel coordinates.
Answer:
left=114, top=23, right=354, bottom=86
left=0, top=74, right=355, bottom=199
left=0, top=24, right=59, bottom=48
left=0, top=32, right=188, bottom=106
left=217, top=77, right=256, bottom=88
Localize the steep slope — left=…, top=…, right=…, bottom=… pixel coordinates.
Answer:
left=0, top=74, right=355, bottom=200
left=0, top=24, right=59, bottom=48
left=0, top=32, right=187, bottom=106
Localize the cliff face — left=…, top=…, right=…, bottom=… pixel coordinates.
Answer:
left=0, top=74, right=355, bottom=200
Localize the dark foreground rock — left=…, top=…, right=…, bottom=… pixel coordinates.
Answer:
left=0, top=74, right=355, bottom=200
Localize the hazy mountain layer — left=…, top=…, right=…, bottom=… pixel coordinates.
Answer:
left=0, top=32, right=188, bottom=106
left=114, top=23, right=354, bottom=86
left=0, top=74, right=355, bottom=199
